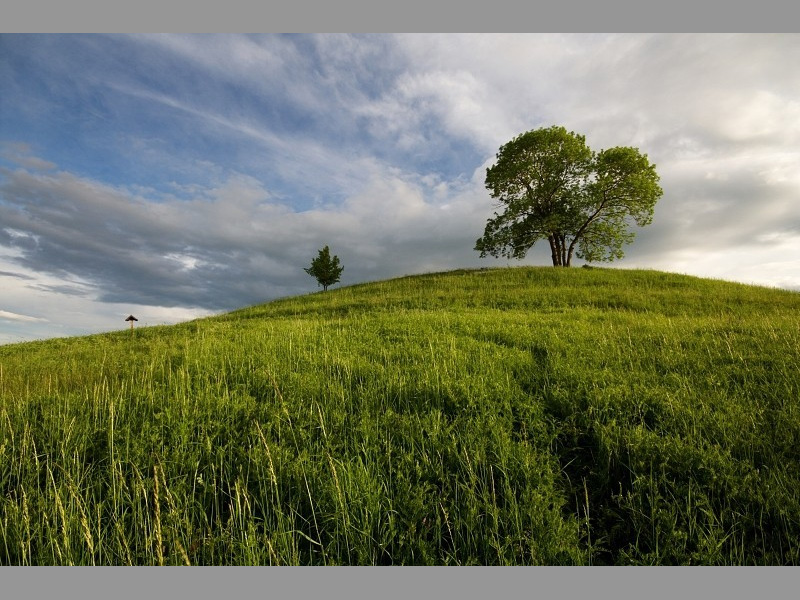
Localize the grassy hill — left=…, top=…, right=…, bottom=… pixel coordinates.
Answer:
left=1, top=266, right=798, bottom=565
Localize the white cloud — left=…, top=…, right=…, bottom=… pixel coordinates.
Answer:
left=0, top=309, right=47, bottom=323
left=1, top=142, right=56, bottom=171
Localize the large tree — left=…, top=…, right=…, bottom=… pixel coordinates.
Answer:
left=304, top=245, right=343, bottom=291
left=475, top=126, right=663, bottom=267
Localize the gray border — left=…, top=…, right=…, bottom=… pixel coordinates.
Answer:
left=2, top=565, right=799, bottom=598
left=2, top=0, right=799, bottom=32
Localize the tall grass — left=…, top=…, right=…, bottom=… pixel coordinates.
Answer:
left=1, top=267, right=798, bottom=564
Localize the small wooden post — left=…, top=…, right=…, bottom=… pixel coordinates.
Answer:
left=125, top=315, right=138, bottom=336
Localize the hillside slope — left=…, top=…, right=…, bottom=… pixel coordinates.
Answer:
left=1, top=267, right=799, bottom=565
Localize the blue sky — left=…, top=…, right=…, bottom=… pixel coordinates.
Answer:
left=2, top=34, right=799, bottom=343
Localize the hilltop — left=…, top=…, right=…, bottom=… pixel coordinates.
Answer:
left=1, top=267, right=798, bottom=565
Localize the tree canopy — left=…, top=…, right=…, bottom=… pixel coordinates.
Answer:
left=475, top=126, right=663, bottom=267
left=304, top=245, right=343, bottom=291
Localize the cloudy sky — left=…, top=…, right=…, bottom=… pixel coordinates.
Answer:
left=1, top=33, right=799, bottom=343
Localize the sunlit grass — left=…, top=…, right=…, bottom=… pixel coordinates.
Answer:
left=1, top=266, right=798, bottom=564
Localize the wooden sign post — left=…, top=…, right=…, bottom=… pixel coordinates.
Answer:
left=125, top=315, right=138, bottom=336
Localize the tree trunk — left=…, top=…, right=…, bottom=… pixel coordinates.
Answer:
left=548, top=233, right=574, bottom=267
left=548, top=235, right=560, bottom=266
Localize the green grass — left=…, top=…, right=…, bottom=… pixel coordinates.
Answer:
left=1, top=266, right=799, bottom=565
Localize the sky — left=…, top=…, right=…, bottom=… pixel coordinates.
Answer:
left=1, top=33, right=799, bottom=344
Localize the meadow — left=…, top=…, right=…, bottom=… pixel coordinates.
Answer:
left=1, top=266, right=798, bottom=565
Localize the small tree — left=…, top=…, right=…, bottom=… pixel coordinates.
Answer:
left=304, top=245, right=343, bottom=291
